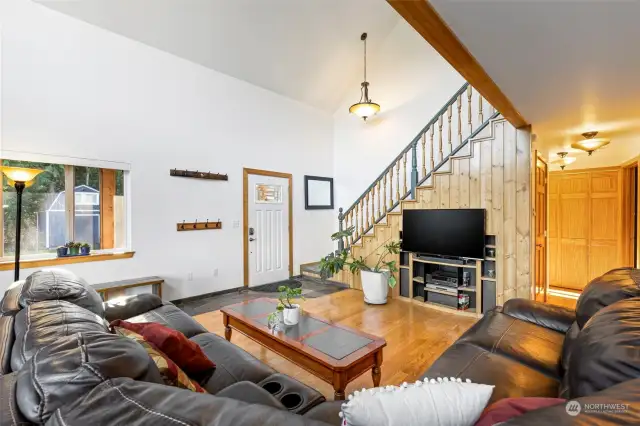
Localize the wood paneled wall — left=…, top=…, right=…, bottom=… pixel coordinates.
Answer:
left=336, top=118, right=532, bottom=305
left=549, top=168, right=627, bottom=290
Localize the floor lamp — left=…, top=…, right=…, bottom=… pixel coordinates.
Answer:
left=2, top=166, right=44, bottom=281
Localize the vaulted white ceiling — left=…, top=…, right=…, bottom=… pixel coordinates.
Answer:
left=430, top=0, right=640, bottom=168
left=36, top=0, right=400, bottom=113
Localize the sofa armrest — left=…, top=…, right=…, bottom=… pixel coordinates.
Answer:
left=502, top=298, right=575, bottom=333
left=103, top=293, right=164, bottom=322
left=0, top=372, right=29, bottom=426
left=216, top=381, right=286, bottom=411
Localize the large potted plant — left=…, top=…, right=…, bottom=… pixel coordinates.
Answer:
left=277, top=285, right=305, bottom=325
left=320, top=227, right=400, bottom=305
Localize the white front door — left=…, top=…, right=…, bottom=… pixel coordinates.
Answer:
left=248, top=174, right=290, bottom=286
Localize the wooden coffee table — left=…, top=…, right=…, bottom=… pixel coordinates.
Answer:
left=221, top=298, right=386, bottom=400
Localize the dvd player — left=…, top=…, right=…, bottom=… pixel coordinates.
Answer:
left=425, top=283, right=458, bottom=296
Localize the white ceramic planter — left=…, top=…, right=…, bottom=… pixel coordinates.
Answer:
left=283, top=304, right=300, bottom=325
left=361, top=270, right=389, bottom=305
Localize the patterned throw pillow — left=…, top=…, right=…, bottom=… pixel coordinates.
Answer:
left=114, top=327, right=207, bottom=393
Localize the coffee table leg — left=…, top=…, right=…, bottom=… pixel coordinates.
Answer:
left=223, top=314, right=232, bottom=341
left=372, top=351, right=382, bottom=387
left=333, top=372, right=346, bottom=400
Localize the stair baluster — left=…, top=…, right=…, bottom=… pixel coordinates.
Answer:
left=411, top=141, right=418, bottom=200
left=370, top=186, right=376, bottom=227
left=383, top=174, right=388, bottom=215
left=396, top=159, right=401, bottom=203
left=430, top=125, right=435, bottom=171
left=479, top=95, right=484, bottom=124
left=421, top=133, right=427, bottom=179
left=359, top=199, right=364, bottom=236
left=438, top=115, right=444, bottom=162
left=338, top=208, right=344, bottom=251
left=365, top=193, right=370, bottom=230
left=457, top=94, right=463, bottom=147
left=355, top=203, right=360, bottom=240
left=467, top=86, right=473, bottom=133
left=447, top=104, right=453, bottom=154
left=389, top=167, right=394, bottom=210
left=403, top=152, right=408, bottom=195
left=377, top=180, right=381, bottom=219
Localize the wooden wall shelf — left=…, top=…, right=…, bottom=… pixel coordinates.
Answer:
left=177, top=220, right=222, bottom=231
left=170, top=169, right=228, bottom=181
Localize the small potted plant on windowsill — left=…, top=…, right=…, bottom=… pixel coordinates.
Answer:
left=56, top=246, right=68, bottom=257
left=320, top=226, right=400, bottom=305
left=80, top=243, right=91, bottom=256
left=65, top=242, right=80, bottom=256
left=278, top=285, right=305, bottom=326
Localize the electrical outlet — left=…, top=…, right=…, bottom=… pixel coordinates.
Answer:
left=187, top=272, right=193, bottom=281
left=213, top=268, right=219, bottom=277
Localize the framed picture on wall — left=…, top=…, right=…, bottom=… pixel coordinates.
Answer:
left=304, top=175, right=334, bottom=210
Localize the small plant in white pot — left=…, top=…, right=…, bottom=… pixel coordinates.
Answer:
left=277, top=285, right=305, bottom=326
left=320, top=227, right=400, bottom=305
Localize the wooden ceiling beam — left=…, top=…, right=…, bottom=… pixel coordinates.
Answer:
left=387, top=0, right=528, bottom=128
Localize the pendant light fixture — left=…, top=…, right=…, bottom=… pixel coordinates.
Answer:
left=552, top=152, right=577, bottom=170
left=349, top=33, right=380, bottom=121
left=571, top=131, right=610, bottom=155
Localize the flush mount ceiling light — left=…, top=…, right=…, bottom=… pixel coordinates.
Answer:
left=571, top=131, right=610, bottom=155
left=349, top=33, right=380, bottom=121
left=552, top=152, right=577, bottom=170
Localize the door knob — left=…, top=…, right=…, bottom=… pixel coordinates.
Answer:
left=536, top=244, right=543, bottom=248
left=249, top=237, right=257, bottom=242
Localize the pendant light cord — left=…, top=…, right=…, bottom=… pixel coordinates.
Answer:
left=363, top=35, right=367, bottom=82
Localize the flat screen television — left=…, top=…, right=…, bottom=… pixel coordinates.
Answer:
left=402, top=209, right=485, bottom=259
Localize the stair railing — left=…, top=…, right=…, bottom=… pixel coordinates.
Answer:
left=337, top=83, right=497, bottom=251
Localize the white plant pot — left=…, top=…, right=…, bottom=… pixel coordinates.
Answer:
left=283, top=304, right=300, bottom=325
left=361, top=270, right=389, bottom=305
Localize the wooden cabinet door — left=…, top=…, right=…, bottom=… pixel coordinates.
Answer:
left=534, top=156, right=548, bottom=302
left=549, top=169, right=624, bottom=291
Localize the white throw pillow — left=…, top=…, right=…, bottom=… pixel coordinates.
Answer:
left=339, top=377, right=494, bottom=426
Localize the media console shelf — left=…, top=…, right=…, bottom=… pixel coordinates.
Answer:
left=398, top=251, right=483, bottom=318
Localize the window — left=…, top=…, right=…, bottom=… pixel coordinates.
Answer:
left=2, top=159, right=128, bottom=258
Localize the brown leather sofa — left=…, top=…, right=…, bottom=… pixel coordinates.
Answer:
left=0, top=269, right=343, bottom=426
left=423, top=267, right=640, bottom=424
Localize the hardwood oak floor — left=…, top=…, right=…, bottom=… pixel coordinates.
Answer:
left=194, top=289, right=476, bottom=400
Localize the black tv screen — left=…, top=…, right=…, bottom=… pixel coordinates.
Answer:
left=402, top=209, right=485, bottom=259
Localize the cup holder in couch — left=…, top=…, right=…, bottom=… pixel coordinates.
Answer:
left=261, top=381, right=283, bottom=396
left=280, top=393, right=303, bottom=411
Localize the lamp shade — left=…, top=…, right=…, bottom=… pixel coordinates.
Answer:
left=349, top=102, right=381, bottom=120
left=571, top=138, right=610, bottom=155
left=1, top=166, right=44, bottom=183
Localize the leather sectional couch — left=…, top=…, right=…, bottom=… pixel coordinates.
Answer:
left=0, top=269, right=343, bottom=426
left=2, top=267, right=640, bottom=425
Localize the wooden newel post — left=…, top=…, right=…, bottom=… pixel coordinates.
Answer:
left=338, top=207, right=345, bottom=252
left=410, top=141, right=418, bottom=200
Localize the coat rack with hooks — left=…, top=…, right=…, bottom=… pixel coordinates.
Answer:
left=176, top=219, right=222, bottom=231
left=170, top=169, right=228, bottom=181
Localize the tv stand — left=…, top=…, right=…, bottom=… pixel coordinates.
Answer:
left=399, top=252, right=483, bottom=318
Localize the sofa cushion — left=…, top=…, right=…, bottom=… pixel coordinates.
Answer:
left=424, top=342, right=560, bottom=404
left=567, top=297, right=640, bottom=399
left=191, top=333, right=275, bottom=394
left=0, top=372, right=28, bottom=426
left=104, top=293, right=164, bottom=322
left=0, top=315, right=14, bottom=375
left=16, top=331, right=163, bottom=424
left=127, top=302, right=207, bottom=338
left=47, top=377, right=334, bottom=426
left=575, top=267, right=640, bottom=328
left=11, top=300, right=108, bottom=371
left=558, top=321, right=580, bottom=398
left=0, top=280, right=24, bottom=316
left=457, top=309, right=564, bottom=378
left=19, top=269, right=105, bottom=317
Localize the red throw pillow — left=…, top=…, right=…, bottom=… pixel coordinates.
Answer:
left=475, top=397, right=566, bottom=426
left=110, top=320, right=215, bottom=376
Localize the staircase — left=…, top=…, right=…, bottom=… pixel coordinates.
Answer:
left=304, top=83, right=498, bottom=279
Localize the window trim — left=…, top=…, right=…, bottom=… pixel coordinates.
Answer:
left=1, top=153, right=132, bottom=261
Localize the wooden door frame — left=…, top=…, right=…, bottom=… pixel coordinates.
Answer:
left=243, top=168, right=293, bottom=287
left=533, top=152, right=549, bottom=302
left=622, top=161, right=639, bottom=267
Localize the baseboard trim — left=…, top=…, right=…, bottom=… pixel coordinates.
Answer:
left=170, top=286, right=243, bottom=304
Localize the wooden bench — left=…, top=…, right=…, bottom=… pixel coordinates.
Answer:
left=93, top=276, right=164, bottom=301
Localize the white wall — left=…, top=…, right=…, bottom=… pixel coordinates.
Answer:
left=0, top=0, right=335, bottom=299
left=333, top=20, right=465, bottom=212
